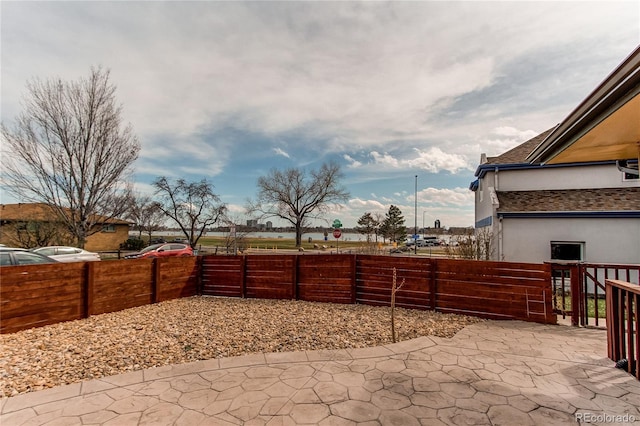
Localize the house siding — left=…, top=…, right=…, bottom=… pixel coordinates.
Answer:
left=500, top=217, right=640, bottom=264
left=84, top=226, right=131, bottom=251
left=0, top=203, right=131, bottom=251
left=496, top=163, right=635, bottom=192
left=473, top=149, right=639, bottom=263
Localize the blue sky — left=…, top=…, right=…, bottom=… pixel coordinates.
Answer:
left=1, top=1, right=639, bottom=228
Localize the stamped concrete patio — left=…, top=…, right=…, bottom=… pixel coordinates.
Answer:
left=2, top=320, right=639, bottom=425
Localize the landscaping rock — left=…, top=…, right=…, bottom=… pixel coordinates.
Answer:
left=0, top=296, right=482, bottom=397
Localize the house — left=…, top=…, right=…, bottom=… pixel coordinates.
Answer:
left=471, top=46, right=640, bottom=264
left=0, top=203, right=131, bottom=251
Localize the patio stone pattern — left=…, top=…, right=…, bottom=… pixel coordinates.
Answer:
left=2, top=320, right=640, bottom=425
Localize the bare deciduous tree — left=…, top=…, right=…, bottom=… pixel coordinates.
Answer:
left=390, top=267, right=405, bottom=343
left=152, top=177, right=226, bottom=248
left=248, top=161, right=350, bottom=247
left=220, top=215, right=250, bottom=255
left=126, top=194, right=166, bottom=241
left=1, top=66, right=140, bottom=248
left=3, top=220, right=74, bottom=249
left=445, top=227, right=494, bottom=260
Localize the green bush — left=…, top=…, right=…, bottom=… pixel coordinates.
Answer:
left=120, top=238, right=145, bottom=251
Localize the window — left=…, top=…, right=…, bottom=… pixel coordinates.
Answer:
left=0, top=253, right=11, bottom=266
left=102, top=225, right=116, bottom=233
left=14, top=252, right=55, bottom=265
left=57, top=247, right=78, bottom=255
left=623, top=171, right=639, bottom=181
left=551, top=241, right=584, bottom=261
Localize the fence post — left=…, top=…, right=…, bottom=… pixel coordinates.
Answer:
left=240, top=255, right=247, bottom=298
left=84, top=262, right=95, bottom=318
left=152, top=259, right=161, bottom=304
left=197, top=255, right=204, bottom=296
left=292, top=255, right=298, bottom=300
left=569, top=263, right=582, bottom=326
left=351, top=254, right=357, bottom=304
left=429, top=258, right=437, bottom=311
left=543, top=263, right=555, bottom=324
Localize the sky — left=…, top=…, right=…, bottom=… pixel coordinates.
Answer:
left=1, top=1, right=639, bottom=229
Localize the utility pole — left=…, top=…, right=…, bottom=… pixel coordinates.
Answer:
left=414, top=175, right=418, bottom=255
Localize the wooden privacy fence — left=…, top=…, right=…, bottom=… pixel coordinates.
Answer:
left=1, top=254, right=554, bottom=334
left=0, top=257, right=199, bottom=334
left=606, top=279, right=640, bottom=380
left=201, top=254, right=554, bottom=322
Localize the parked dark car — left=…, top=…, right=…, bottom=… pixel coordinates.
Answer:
left=124, top=243, right=193, bottom=259
left=149, top=238, right=166, bottom=245
left=0, top=247, right=59, bottom=266
left=170, top=238, right=190, bottom=244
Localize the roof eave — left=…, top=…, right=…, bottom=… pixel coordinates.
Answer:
left=526, top=45, right=640, bottom=164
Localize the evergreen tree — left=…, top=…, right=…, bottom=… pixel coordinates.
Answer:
left=381, top=205, right=407, bottom=243
left=355, top=212, right=379, bottom=243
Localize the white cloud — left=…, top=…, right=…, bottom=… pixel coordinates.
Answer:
left=370, top=152, right=400, bottom=168
left=6, top=1, right=635, bottom=155
left=347, top=198, right=386, bottom=211
left=406, top=147, right=471, bottom=173
left=475, top=126, right=540, bottom=158
left=416, top=187, right=475, bottom=207
left=370, top=148, right=471, bottom=173
left=1, top=1, right=637, bottom=227
left=273, top=148, right=290, bottom=158
left=343, top=154, right=362, bottom=168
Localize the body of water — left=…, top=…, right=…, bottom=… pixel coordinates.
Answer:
left=132, top=230, right=451, bottom=243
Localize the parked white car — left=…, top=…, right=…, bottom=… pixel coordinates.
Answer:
left=33, top=246, right=101, bottom=262
left=0, top=247, right=59, bottom=266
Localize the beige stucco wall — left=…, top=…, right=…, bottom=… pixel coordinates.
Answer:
left=0, top=223, right=130, bottom=251
left=84, top=225, right=131, bottom=251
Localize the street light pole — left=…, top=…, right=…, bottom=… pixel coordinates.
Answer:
left=414, top=175, right=418, bottom=255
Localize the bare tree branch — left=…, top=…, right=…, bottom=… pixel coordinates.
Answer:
left=152, top=177, right=226, bottom=248
left=1, top=66, right=140, bottom=247
left=124, top=194, right=166, bottom=241
left=247, top=161, right=350, bottom=247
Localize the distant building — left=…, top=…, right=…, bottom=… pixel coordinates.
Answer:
left=0, top=203, right=131, bottom=251
left=247, top=219, right=258, bottom=228
left=266, top=221, right=273, bottom=229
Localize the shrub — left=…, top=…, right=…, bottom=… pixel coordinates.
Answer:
left=120, top=238, right=145, bottom=251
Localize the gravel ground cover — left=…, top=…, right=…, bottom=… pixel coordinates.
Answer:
left=0, top=296, right=482, bottom=397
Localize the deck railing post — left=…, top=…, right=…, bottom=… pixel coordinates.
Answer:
left=570, top=263, right=582, bottom=326
left=606, top=279, right=640, bottom=381
left=606, top=283, right=618, bottom=360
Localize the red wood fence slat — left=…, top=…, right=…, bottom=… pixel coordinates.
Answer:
left=1, top=254, right=559, bottom=334
left=245, top=255, right=295, bottom=299
left=297, top=255, right=354, bottom=304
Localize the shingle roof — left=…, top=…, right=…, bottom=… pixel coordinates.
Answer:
left=0, top=203, right=131, bottom=224
left=496, top=188, right=640, bottom=212
left=486, top=128, right=556, bottom=165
